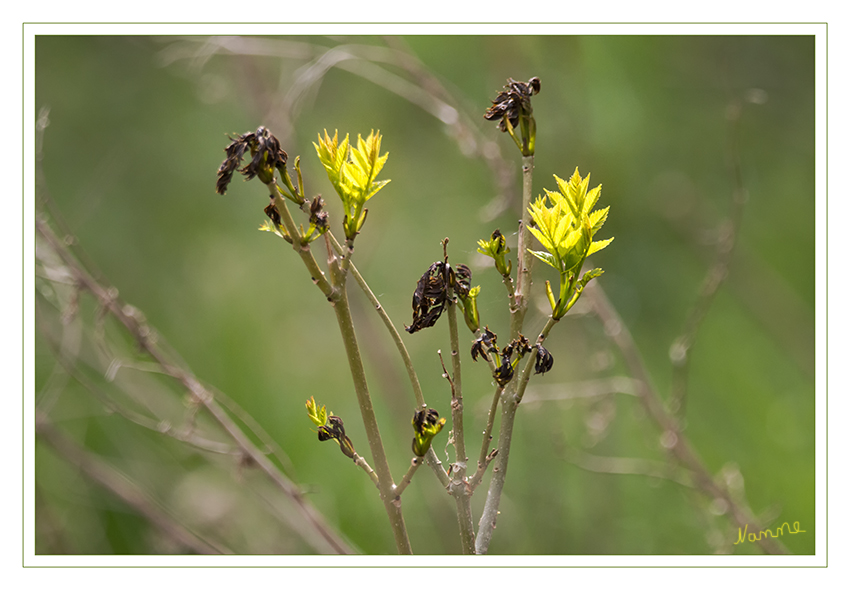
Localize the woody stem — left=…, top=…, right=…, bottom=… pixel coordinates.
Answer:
left=510, top=154, right=535, bottom=339
left=445, top=296, right=475, bottom=554
left=332, top=285, right=412, bottom=554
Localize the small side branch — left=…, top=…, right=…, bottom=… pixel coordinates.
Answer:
left=392, top=457, right=423, bottom=499
left=271, top=191, right=336, bottom=301
left=36, top=412, right=230, bottom=555
left=669, top=98, right=748, bottom=419
left=560, top=445, right=695, bottom=489
left=468, top=448, right=499, bottom=491
left=473, top=384, right=503, bottom=487
left=35, top=217, right=354, bottom=555
left=354, top=453, right=381, bottom=489
left=588, top=283, right=789, bottom=555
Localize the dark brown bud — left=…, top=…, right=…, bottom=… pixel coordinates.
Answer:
left=264, top=202, right=282, bottom=226
left=309, top=196, right=329, bottom=231
left=317, top=415, right=356, bottom=461
left=406, top=261, right=449, bottom=334
left=534, top=343, right=554, bottom=375
left=471, top=326, right=499, bottom=362
left=493, top=358, right=515, bottom=386
left=483, top=77, right=540, bottom=133
left=216, top=126, right=288, bottom=194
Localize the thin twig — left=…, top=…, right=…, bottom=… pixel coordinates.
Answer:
left=502, top=272, right=519, bottom=315
left=521, top=377, right=642, bottom=404
left=467, top=448, right=499, bottom=492
left=279, top=188, right=413, bottom=552
left=477, top=384, right=503, bottom=463
left=275, top=184, right=416, bottom=552
left=326, top=223, right=455, bottom=492
left=444, top=305, right=469, bottom=474
left=36, top=217, right=354, bottom=555
left=272, top=190, right=336, bottom=300
left=392, top=457, right=423, bottom=499
left=586, top=283, right=788, bottom=555
left=468, top=328, right=501, bottom=479
left=669, top=98, right=749, bottom=419
left=438, top=342, right=476, bottom=555
left=354, top=453, right=381, bottom=489
left=35, top=412, right=230, bottom=555
left=559, top=445, right=695, bottom=488
left=35, top=324, right=240, bottom=457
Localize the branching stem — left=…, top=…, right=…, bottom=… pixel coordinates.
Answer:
left=272, top=180, right=412, bottom=554
left=472, top=153, right=537, bottom=554
left=272, top=191, right=335, bottom=300
left=475, top=316, right=558, bottom=554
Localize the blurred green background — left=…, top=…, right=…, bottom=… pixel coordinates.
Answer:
left=34, top=34, right=815, bottom=555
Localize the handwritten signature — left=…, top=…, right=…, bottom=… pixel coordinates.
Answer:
left=733, top=521, right=806, bottom=545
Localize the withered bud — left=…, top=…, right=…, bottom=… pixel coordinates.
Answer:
left=317, top=415, right=356, bottom=461
left=216, top=136, right=249, bottom=195
left=264, top=202, right=282, bottom=226
left=502, top=334, right=532, bottom=362
left=309, top=196, right=329, bottom=230
left=216, top=126, right=288, bottom=194
left=483, top=77, right=540, bottom=132
left=243, top=126, right=288, bottom=183
left=534, top=343, right=554, bottom=375
left=406, top=251, right=473, bottom=334
left=493, top=358, right=515, bottom=386
left=452, top=264, right=472, bottom=299
left=471, top=326, right=499, bottom=362
left=406, top=261, right=450, bottom=334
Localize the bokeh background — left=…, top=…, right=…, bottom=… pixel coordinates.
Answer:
left=34, top=34, right=815, bottom=555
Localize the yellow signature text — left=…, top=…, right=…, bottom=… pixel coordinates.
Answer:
left=733, top=521, right=806, bottom=545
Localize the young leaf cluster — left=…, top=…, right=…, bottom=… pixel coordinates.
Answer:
left=477, top=229, right=512, bottom=277
left=306, top=397, right=356, bottom=461
left=314, top=130, right=390, bottom=240
left=527, top=168, right=613, bottom=318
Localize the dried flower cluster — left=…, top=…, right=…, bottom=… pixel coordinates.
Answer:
left=483, top=77, right=541, bottom=133
left=216, top=126, right=288, bottom=195
left=471, top=329, right=553, bottom=386
left=405, top=261, right=471, bottom=334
